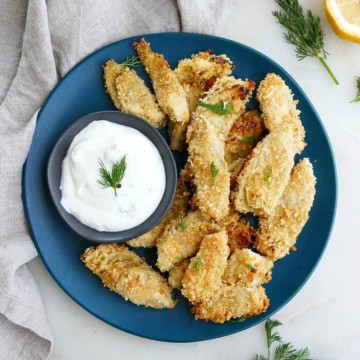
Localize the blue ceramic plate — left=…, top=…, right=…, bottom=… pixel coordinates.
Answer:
left=22, top=33, right=337, bottom=342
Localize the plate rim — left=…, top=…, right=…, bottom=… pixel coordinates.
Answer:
left=22, top=31, right=338, bottom=343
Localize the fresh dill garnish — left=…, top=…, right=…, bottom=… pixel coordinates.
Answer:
left=97, top=156, right=127, bottom=196
left=193, top=255, right=203, bottom=270
left=256, top=319, right=311, bottom=360
left=179, top=218, right=187, bottom=232
left=229, top=317, right=246, bottom=323
left=273, top=343, right=311, bottom=360
left=246, top=263, right=255, bottom=271
left=265, top=169, right=272, bottom=183
left=351, top=77, right=360, bottom=103
left=120, top=55, right=142, bottom=68
left=266, top=319, right=283, bottom=350
left=210, top=161, right=220, bottom=183
left=241, top=136, right=258, bottom=144
left=198, top=100, right=234, bottom=115
left=273, top=0, right=339, bottom=85
left=255, top=356, right=268, bottom=360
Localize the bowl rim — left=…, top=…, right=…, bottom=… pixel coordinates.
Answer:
left=46, top=110, right=177, bottom=243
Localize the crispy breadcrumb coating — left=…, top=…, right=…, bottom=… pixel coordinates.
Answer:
left=188, top=77, right=255, bottom=142
left=255, top=158, right=316, bottom=260
left=156, top=210, right=219, bottom=272
left=257, top=73, right=305, bottom=154
left=222, top=249, right=273, bottom=286
left=182, top=230, right=229, bottom=302
left=133, top=38, right=189, bottom=125
left=81, top=244, right=175, bottom=309
left=103, top=60, right=124, bottom=110
left=103, top=59, right=166, bottom=128
left=188, top=118, right=230, bottom=220
left=168, top=258, right=190, bottom=289
left=191, top=284, right=269, bottom=323
left=128, top=179, right=190, bottom=248
left=187, top=77, right=255, bottom=221
left=181, top=230, right=269, bottom=323
left=115, top=67, right=166, bottom=128
left=234, top=126, right=297, bottom=216
left=221, top=212, right=253, bottom=253
left=169, top=50, right=233, bottom=151
left=225, top=109, right=266, bottom=181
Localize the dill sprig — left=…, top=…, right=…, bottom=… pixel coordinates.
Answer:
left=273, top=0, right=339, bottom=85
left=120, top=55, right=142, bottom=68
left=256, top=319, right=311, bottom=360
left=97, top=156, right=127, bottom=196
left=198, top=100, right=234, bottom=115
left=350, top=77, right=360, bottom=103
left=274, top=343, right=311, bottom=360
left=210, top=161, right=220, bottom=183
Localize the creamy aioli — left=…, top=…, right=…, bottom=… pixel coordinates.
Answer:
left=60, top=120, right=166, bottom=232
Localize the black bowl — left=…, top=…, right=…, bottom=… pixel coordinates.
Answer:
left=47, top=111, right=177, bottom=243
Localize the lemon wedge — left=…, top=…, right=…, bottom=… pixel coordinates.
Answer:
left=325, top=0, right=360, bottom=43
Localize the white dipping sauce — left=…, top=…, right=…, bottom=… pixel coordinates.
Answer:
left=60, top=120, right=166, bottom=232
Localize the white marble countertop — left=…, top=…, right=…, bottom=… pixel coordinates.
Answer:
left=28, top=1, right=360, bottom=359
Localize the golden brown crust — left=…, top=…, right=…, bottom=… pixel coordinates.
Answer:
left=156, top=210, right=220, bottom=272
left=255, top=158, right=316, bottom=260
left=234, top=126, right=297, bottom=216
left=222, top=249, right=273, bottom=286
left=188, top=118, right=230, bottom=220
left=133, top=38, right=189, bottom=125
left=115, top=67, right=167, bottom=128
left=103, top=60, right=124, bottom=110
left=257, top=73, right=305, bottom=154
left=221, top=212, right=253, bottom=253
left=81, top=244, right=175, bottom=309
left=180, top=229, right=269, bottom=323
left=128, top=178, right=190, bottom=248
left=182, top=230, right=229, bottom=302
left=187, top=77, right=255, bottom=221
left=187, top=77, right=256, bottom=142
left=169, top=51, right=233, bottom=151
left=168, top=258, right=190, bottom=289
left=225, top=109, right=266, bottom=182
left=190, top=284, right=269, bottom=323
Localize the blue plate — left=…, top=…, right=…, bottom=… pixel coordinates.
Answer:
left=22, top=33, right=337, bottom=342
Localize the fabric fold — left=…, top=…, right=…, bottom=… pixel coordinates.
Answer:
left=0, top=0, right=236, bottom=358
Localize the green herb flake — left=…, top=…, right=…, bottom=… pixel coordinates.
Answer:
left=179, top=218, right=187, bottom=232
left=246, top=263, right=255, bottom=271
left=210, top=161, right=220, bottom=183
left=193, top=255, right=203, bottom=271
left=198, top=100, right=234, bottom=115
left=230, top=317, right=246, bottom=323
left=98, top=156, right=127, bottom=196
left=351, top=76, right=360, bottom=103
left=241, top=135, right=258, bottom=144
left=264, top=169, right=272, bottom=183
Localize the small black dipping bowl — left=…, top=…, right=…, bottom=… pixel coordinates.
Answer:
left=47, top=111, right=177, bottom=243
